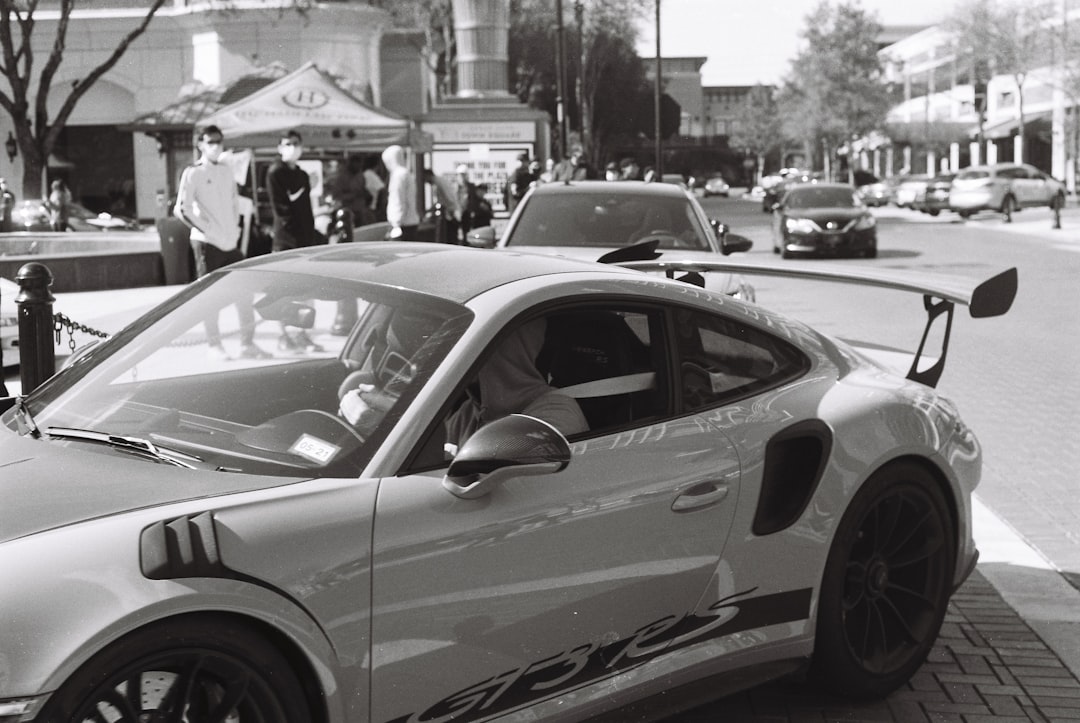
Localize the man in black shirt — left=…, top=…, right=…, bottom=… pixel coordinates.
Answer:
left=267, top=130, right=322, bottom=353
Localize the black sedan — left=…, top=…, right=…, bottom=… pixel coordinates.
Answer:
left=772, top=183, right=877, bottom=259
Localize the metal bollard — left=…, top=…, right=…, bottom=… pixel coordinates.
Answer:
left=432, top=202, right=447, bottom=244
left=15, top=262, right=56, bottom=394
left=1053, top=196, right=1062, bottom=230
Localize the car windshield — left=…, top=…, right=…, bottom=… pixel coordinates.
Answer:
left=784, top=187, right=859, bottom=209
left=14, top=269, right=471, bottom=477
left=504, top=192, right=711, bottom=250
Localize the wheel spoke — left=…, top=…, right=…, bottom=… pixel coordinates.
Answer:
left=159, top=657, right=206, bottom=722
left=877, top=589, right=928, bottom=647
left=207, top=672, right=252, bottom=723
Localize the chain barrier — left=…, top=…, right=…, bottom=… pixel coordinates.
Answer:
left=53, top=312, right=110, bottom=353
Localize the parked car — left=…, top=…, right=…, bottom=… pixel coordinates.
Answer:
left=471, top=180, right=755, bottom=301
left=762, top=170, right=819, bottom=212
left=9, top=199, right=143, bottom=232
left=948, top=162, right=1066, bottom=221
left=0, top=276, right=17, bottom=368
left=702, top=174, right=731, bottom=197
left=659, top=172, right=688, bottom=188
left=914, top=172, right=957, bottom=216
left=853, top=171, right=890, bottom=207
left=892, top=175, right=931, bottom=209
left=0, top=241, right=1016, bottom=721
left=772, top=182, right=877, bottom=258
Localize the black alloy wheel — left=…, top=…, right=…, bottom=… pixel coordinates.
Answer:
left=811, top=461, right=955, bottom=699
left=38, top=617, right=312, bottom=723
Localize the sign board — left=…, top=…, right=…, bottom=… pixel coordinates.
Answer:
left=430, top=145, right=532, bottom=216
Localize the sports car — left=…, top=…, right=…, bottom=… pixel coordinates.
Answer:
left=0, top=242, right=1017, bottom=722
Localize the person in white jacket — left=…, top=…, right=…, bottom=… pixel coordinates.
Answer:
left=381, top=145, right=419, bottom=240
left=175, top=125, right=269, bottom=361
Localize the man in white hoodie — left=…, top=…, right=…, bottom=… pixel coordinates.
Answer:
left=175, top=125, right=269, bottom=360
left=381, top=145, right=420, bottom=240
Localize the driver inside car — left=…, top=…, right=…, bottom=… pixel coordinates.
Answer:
left=444, top=317, right=588, bottom=456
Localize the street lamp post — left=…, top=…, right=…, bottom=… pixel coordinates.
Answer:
left=654, top=0, right=663, bottom=177
left=575, top=0, right=585, bottom=144
left=555, top=0, right=569, bottom=158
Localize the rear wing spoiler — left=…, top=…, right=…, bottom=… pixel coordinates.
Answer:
left=618, top=258, right=1018, bottom=388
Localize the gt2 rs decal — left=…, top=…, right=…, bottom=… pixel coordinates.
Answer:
left=385, top=587, right=812, bottom=723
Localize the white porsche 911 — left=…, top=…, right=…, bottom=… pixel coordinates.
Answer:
left=0, top=242, right=1016, bottom=722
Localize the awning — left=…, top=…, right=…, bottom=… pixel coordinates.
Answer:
left=975, top=111, right=1052, bottom=141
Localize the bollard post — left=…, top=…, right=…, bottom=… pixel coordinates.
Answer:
left=1053, top=195, right=1062, bottom=230
left=432, top=202, right=447, bottom=244
left=16, top=262, right=56, bottom=394
left=0, top=280, right=6, bottom=398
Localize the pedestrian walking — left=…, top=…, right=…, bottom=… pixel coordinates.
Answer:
left=175, top=124, right=269, bottom=361
left=507, top=153, right=536, bottom=212
left=47, top=180, right=71, bottom=231
left=363, top=155, right=387, bottom=222
left=552, top=146, right=591, bottom=181
left=0, top=178, right=14, bottom=232
left=382, top=144, right=419, bottom=241
left=267, top=129, right=323, bottom=353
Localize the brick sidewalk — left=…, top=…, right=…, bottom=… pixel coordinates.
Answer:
left=667, top=571, right=1080, bottom=721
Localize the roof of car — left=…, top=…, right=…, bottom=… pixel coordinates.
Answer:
left=785, top=181, right=856, bottom=192
left=231, top=241, right=637, bottom=304
left=528, top=180, right=691, bottom=199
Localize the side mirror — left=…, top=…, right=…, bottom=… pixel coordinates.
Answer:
left=465, top=226, right=497, bottom=249
left=443, top=414, right=571, bottom=499
left=721, top=233, right=753, bottom=256
left=255, top=299, right=315, bottom=329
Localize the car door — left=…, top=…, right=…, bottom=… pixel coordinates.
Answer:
left=368, top=304, right=742, bottom=722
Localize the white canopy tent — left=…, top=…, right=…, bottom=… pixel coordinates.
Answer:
left=203, top=61, right=431, bottom=153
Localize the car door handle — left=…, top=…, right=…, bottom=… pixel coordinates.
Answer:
left=671, top=481, right=729, bottom=512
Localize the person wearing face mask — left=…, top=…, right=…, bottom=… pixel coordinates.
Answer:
left=267, top=130, right=323, bottom=353
left=175, top=125, right=269, bottom=361
left=267, top=130, right=316, bottom=253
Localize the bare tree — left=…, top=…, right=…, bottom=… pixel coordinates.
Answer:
left=0, top=0, right=168, bottom=197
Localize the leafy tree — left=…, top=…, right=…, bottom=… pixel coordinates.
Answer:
left=944, top=0, right=1052, bottom=163
left=0, top=0, right=168, bottom=197
left=728, top=84, right=782, bottom=183
left=510, top=0, right=654, bottom=166
left=778, top=1, right=892, bottom=180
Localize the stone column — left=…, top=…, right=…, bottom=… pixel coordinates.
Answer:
left=451, top=0, right=512, bottom=98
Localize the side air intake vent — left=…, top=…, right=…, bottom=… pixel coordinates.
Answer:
left=140, top=511, right=230, bottom=580
left=752, top=420, right=832, bottom=536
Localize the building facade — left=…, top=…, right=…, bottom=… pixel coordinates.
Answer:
left=3, top=1, right=410, bottom=220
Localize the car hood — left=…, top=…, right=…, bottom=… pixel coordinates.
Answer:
left=784, top=208, right=867, bottom=223
left=0, top=430, right=306, bottom=543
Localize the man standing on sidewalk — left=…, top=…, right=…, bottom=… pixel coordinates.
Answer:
left=267, top=129, right=322, bottom=353
left=175, top=124, right=269, bottom=361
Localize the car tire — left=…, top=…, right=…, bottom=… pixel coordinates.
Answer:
left=810, top=461, right=955, bottom=699
left=37, top=615, right=313, bottom=723
left=1001, top=195, right=1016, bottom=223
left=928, top=209, right=940, bottom=217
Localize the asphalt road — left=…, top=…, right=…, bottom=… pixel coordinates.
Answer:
left=652, top=193, right=1080, bottom=721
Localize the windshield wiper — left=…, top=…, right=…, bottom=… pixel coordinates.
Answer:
left=14, top=396, right=40, bottom=438
left=44, top=427, right=204, bottom=469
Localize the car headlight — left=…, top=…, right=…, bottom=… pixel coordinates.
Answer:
left=785, top=218, right=817, bottom=234
left=854, top=214, right=876, bottom=231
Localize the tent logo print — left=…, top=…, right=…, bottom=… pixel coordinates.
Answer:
left=283, top=88, right=330, bottom=110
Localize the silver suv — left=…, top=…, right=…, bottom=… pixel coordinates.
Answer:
left=948, top=162, right=1065, bottom=221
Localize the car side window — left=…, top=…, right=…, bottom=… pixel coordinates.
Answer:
left=673, top=307, right=809, bottom=411
left=998, top=167, right=1026, bottom=180
left=406, top=306, right=670, bottom=472
left=538, top=308, right=667, bottom=432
